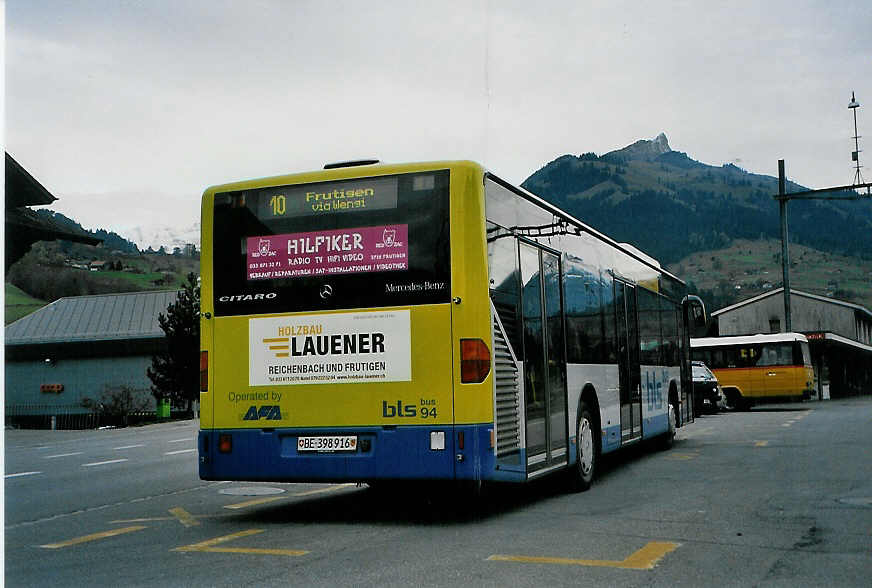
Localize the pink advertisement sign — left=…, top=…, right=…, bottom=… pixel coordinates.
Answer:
left=247, top=224, right=408, bottom=280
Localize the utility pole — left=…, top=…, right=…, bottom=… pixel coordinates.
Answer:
left=850, top=92, right=863, bottom=185
left=775, top=93, right=872, bottom=333
left=778, top=160, right=791, bottom=332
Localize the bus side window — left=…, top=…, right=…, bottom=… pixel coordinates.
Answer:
left=636, top=287, right=662, bottom=365
left=563, top=255, right=606, bottom=364
left=601, top=273, right=617, bottom=363
left=737, top=345, right=761, bottom=368
left=777, top=343, right=793, bottom=366
left=798, top=342, right=812, bottom=366
left=662, top=300, right=679, bottom=366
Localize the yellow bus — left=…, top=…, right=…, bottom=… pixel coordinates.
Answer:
left=198, top=160, right=705, bottom=491
left=691, top=333, right=814, bottom=410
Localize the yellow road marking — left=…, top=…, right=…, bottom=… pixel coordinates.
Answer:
left=169, top=507, right=200, bottom=527
left=176, top=528, right=262, bottom=549
left=111, top=514, right=224, bottom=524
left=293, top=483, right=355, bottom=497
left=488, top=541, right=679, bottom=570
left=755, top=440, right=769, bottom=447
left=621, top=542, right=681, bottom=569
left=224, top=496, right=286, bottom=510
left=665, top=452, right=698, bottom=460
left=223, top=483, right=354, bottom=509
left=112, top=516, right=175, bottom=523
left=40, top=526, right=147, bottom=549
left=172, top=529, right=308, bottom=557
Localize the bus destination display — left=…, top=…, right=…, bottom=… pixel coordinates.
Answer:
left=256, top=176, right=399, bottom=219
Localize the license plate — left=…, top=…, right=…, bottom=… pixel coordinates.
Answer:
left=297, top=435, right=358, bottom=453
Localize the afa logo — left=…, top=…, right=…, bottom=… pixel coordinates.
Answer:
left=242, top=405, right=282, bottom=421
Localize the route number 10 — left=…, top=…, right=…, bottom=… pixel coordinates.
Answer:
left=270, top=194, right=287, bottom=216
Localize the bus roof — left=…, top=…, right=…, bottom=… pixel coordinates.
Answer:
left=691, top=333, right=810, bottom=348
left=485, top=172, right=685, bottom=286
left=203, top=160, right=483, bottom=195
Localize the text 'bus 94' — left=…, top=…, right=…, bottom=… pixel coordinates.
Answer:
left=197, top=160, right=706, bottom=492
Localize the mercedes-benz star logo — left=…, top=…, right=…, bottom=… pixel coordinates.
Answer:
left=319, top=284, right=333, bottom=299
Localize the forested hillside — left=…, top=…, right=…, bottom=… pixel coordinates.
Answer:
left=34, top=209, right=141, bottom=254
left=8, top=136, right=871, bottom=324
left=5, top=240, right=198, bottom=324
left=521, top=134, right=872, bottom=265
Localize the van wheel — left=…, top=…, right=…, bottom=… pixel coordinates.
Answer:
left=568, top=402, right=598, bottom=492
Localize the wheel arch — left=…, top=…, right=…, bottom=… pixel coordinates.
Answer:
left=668, top=379, right=680, bottom=425
left=568, top=383, right=602, bottom=492
left=579, top=383, right=602, bottom=446
left=721, top=385, right=743, bottom=397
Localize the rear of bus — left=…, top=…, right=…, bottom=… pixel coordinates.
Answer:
left=198, top=161, right=495, bottom=483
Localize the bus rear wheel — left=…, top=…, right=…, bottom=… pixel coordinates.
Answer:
left=660, top=402, right=676, bottom=450
left=568, top=402, right=598, bottom=492
left=724, top=389, right=749, bottom=412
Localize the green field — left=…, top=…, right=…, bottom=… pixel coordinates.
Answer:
left=98, top=269, right=191, bottom=290
left=671, top=239, right=872, bottom=312
left=5, top=283, right=47, bottom=325
left=5, top=245, right=199, bottom=325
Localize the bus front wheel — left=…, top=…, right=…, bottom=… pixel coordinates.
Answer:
left=569, top=402, right=598, bottom=492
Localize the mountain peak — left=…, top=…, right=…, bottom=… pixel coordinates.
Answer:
left=605, top=132, right=672, bottom=162
left=652, top=132, right=670, bottom=152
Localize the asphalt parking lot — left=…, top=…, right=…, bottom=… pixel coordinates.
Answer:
left=6, top=398, right=872, bottom=587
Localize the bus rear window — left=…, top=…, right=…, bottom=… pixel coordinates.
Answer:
left=212, top=170, right=450, bottom=316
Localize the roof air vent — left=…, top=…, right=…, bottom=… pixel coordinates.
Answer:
left=323, top=159, right=380, bottom=170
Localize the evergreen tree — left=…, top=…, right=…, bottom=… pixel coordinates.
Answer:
left=147, top=273, right=200, bottom=415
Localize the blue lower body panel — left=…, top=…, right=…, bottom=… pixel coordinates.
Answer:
left=199, top=424, right=496, bottom=483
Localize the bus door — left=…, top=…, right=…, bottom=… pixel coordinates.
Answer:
left=615, top=281, right=642, bottom=443
left=761, top=342, right=802, bottom=397
left=678, top=306, right=693, bottom=425
left=519, top=242, right=568, bottom=472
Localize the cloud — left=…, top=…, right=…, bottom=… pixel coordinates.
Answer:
left=5, top=0, right=871, bottom=243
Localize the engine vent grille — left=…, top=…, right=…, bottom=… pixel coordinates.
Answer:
left=492, top=311, right=520, bottom=456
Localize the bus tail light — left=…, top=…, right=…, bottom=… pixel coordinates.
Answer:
left=200, top=351, right=208, bottom=392
left=460, top=339, right=491, bottom=383
left=219, top=434, right=232, bottom=454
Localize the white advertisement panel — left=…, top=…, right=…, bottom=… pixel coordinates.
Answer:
left=249, top=310, right=411, bottom=386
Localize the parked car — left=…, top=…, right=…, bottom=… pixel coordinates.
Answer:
left=692, top=361, right=724, bottom=415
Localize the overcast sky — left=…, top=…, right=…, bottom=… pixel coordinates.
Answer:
left=5, top=1, right=871, bottom=246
